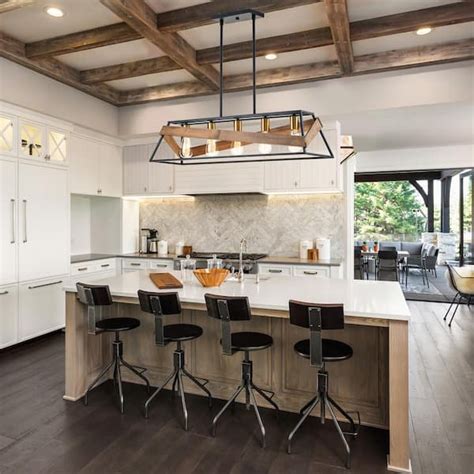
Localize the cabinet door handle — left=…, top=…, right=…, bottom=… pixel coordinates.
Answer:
left=303, top=271, right=318, bottom=275
left=268, top=269, right=283, bottom=273
left=0, top=290, right=8, bottom=296
left=100, top=264, right=110, bottom=268
left=130, top=263, right=141, bottom=267
left=10, top=199, right=15, bottom=243
left=77, top=267, right=88, bottom=271
left=22, top=199, right=27, bottom=243
left=155, top=264, right=168, bottom=268
left=28, top=280, right=63, bottom=290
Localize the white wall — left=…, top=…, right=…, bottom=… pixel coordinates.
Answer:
left=356, top=144, right=474, bottom=173
left=0, top=59, right=119, bottom=136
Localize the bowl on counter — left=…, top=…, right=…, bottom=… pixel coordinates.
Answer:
left=193, top=268, right=229, bottom=287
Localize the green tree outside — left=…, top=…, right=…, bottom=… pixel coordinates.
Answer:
left=354, top=181, right=425, bottom=241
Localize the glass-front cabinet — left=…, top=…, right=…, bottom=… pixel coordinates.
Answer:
left=0, top=113, right=16, bottom=155
left=47, top=128, right=68, bottom=163
left=19, top=120, right=45, bottom=160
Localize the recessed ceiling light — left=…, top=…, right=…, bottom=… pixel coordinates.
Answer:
left=44, top=6, right=65, bottom=18
left=416, top=27, right=432, bottom=36
left=265, top=53, right=278, bottom=61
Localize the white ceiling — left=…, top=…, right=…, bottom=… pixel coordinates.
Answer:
left=180, top=3, right=329, bottom=49
left=107, top=70, right=195, bottom=90
left=353, top=21, right=474, bottom=55
left=0, top=0, right=118, bottom=42
left=330, top=102, right=474, bottom=151
left=347, top=0, right=461, bottom=22
left=145, top=0, right=210, bottom=13
left=59, top=39, right=164, bottom=70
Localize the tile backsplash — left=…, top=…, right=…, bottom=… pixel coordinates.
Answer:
left=140, top=193, right=345, bottom=258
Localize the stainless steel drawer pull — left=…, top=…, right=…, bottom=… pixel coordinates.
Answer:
left=0, top=291, right=9, bottom=296
left=28, top=280, right=63, bottom=290
left=130, top=263, right=141, bottom=266
left=268, top=269, right=283, bottom=273
left=10, top=199, right=15, bottom=244
left=155, top=264, right=168, bottom=268
left=303, top=271, right=318, bottom=275
left=101, top=264, right=110, bottom=268
left=77, top=267, right=88, bottom=271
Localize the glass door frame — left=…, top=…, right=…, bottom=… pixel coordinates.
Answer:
left=459, top=169, right=473, bottom=266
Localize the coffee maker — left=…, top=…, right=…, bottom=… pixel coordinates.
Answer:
left=140, top=228, right=159, bottom=254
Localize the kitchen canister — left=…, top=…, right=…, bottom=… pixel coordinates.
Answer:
left=158, top=240, right=168, bottom=256
left=175, top=241, right=184, bottom=256
left=299, top=240, right=313, bottom=259
left=315, top=238, right=331, bottom=260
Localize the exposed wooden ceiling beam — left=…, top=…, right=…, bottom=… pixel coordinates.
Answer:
left=353, top=38, right=474, bottom=75
left=324, top=0, right=353, bottom=74
left=351, top=2, right=474, bottom=41
left=100, top=0, right=219, bottom=88
left=197, top=27, right=333, bottom=65
left=0, top=0, right=35, bottom=14
left=26, top=23, right=140, bottom=59
left=81, top=56, right=179, bottom=84
left=156, top=0, right=321, bottom=33
left=119, top=61, right=341, bottom=105
left=0, top=32, right=120, bottom=104
left=118, top=39, right=474, bottom=105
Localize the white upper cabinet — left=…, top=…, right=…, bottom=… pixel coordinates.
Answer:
left=47, top=128, right=68, bottom=164
left=0, top=157, right=18, bottom=286
left=69, top=133, right=122, bottom=197
left=19, top=119, right=46, bottom=160
left=264, top=161, right=300, bottom=192
left=123, top=144, right=174, bottom=195
left=0, top=113, right=17, bottom=156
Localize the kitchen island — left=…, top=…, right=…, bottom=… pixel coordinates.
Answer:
left=63, top=271, right=411, bottom=472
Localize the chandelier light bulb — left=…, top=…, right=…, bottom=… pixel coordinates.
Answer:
left=206, top=121, right=218, bottom=156
left=259, top=117, right=272, bottom=154
left=180, top=136, right=192, bottom=158
left=231, top=119, right=243, bottom=155
left=288, top=114, right=303, bottom=153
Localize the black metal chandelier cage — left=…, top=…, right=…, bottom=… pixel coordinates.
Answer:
left=150, top=10, right=334, bottom=165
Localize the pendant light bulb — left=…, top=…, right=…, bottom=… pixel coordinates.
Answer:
left=288, top=115, right=303, bottom=153
left=231, top=119, right=243, bottom=156
left=180, top=125, right=192, bottom=158
left=258, top=117, right=272, bottom=154
left=206, top=122, right=218, bottom=157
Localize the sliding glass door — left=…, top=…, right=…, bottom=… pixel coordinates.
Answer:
left=459, top=170, right=473, bottom=265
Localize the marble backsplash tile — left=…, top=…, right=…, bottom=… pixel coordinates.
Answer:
left=140, top=194, right=345, bottom=258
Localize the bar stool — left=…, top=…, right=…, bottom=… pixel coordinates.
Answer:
left=287, top=300, right=359, bottom=468
left=138, top=290, right=212, bottom=430
left=76, top=283, right=150, bottom=414
left=204, top=293, right=279, bottom=448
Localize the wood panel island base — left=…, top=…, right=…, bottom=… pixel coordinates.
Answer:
left=63, top=271, right=411, bottom=473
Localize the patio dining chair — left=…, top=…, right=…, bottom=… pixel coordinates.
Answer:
left=376, top=250, right=399, bottom=282
left=443, top=265, right=473, bottom=327
left=425, top=248, right=439, bottom=278
left=403, top=254, right=429, bottom=288
left=354, top=247, right=368, bottom=280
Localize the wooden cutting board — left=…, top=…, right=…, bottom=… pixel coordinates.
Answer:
left=149, top=272, right=183, bottom=289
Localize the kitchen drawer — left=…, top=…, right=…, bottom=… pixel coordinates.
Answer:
left=71, top=258, right=116, bottom=275
left=258, top=264, right=292, bottom=276
left=122, top=258, right=149, bottom=271
left=293, top=266, right=330, bottom=278
left=148, top=260, right=174, bottom=271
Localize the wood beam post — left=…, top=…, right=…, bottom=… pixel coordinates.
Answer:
left=440, top=177, right=452, bottom=233
left=324, top=0, right=353, bottom=73
left=427, top=179, right=435, bottom=232
left=100, top=0, right=220, bottom=88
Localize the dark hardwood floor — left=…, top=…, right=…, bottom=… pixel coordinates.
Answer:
left=0, top=301, right=472, bottom=474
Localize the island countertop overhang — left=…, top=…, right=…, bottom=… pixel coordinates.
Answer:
left=63, top=270, right=410, bottom=322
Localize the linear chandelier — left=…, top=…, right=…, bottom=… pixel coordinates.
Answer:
left=150, top=10, right=334, bottom=165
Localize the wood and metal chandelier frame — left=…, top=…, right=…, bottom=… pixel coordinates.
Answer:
left=150, top=9, right=334, bottom=165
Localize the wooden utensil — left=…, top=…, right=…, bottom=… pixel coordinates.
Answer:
left=307, top=248, right=319, bottom=261
left=149, top=272, right=183, bottom=289
left=183, top=245, right=193, bottom=256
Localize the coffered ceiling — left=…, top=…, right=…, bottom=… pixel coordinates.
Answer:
left=0, top=0, right=472, bottom=106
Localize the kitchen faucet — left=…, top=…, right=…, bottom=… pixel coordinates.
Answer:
left=238, top=238, right=248, bottom=282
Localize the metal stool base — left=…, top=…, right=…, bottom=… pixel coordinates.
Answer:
left=84, top=333, right=151, bottom=414
left=287, top=369, right=360, bottom=469
left=211, top=351, right=279, bottom=448
left=144, top=342, right=213, bottom=431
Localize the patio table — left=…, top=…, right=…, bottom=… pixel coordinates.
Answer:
left=361, top=250, right=410, bottom=258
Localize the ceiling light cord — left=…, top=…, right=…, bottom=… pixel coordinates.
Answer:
left=252, top=12, right=257, bottom=115
left=219, top=18, right=224, bottom=118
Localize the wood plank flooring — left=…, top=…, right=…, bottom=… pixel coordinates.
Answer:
left=0, top=301, right=472, bottom=474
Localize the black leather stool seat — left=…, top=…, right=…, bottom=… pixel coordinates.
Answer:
left=294, top=338, right=353, bottom=362
left=96, top=317, right=140, bottom=332
left=164, top=324, right=203, bottom=341
left=224, top=331, right=273, bottom=351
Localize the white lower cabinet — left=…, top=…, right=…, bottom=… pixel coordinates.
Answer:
left=18, top=277, right=66, bottom=342
left=148, top=260, right=174, bottom=271
left=258, top=264, right=292, bottom=276
left=121, top=258, right=174, bottom=272
left=0, top=284, right=18, bottom=349
left=293, top=265, right=330, bottom=278
left=259, top=263, right=341, bottom=278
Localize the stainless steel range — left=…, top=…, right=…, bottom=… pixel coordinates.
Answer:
left=173, top=252, right=267, bottom=274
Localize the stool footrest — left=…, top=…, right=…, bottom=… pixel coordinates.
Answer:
left=342, top=410, right=360, bottom=437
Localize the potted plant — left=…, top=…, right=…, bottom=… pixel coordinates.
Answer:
left=362, top=241, right=368, bottom=252
left=374, top=241, right=379, bottom=252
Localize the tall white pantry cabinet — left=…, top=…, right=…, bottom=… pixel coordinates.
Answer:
left=0, top=105, right=70, bottom=349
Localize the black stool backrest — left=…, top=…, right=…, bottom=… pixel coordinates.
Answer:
left=76, top=282, right=112, bottom=306
left=205, top=294, right=251, bottom=355
left=137, top=290, right=181, bottom=346
left=289, top=300, right=344, bottom=368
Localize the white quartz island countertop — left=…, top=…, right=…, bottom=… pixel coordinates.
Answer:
left=63, top=270, right=410, bottom=322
